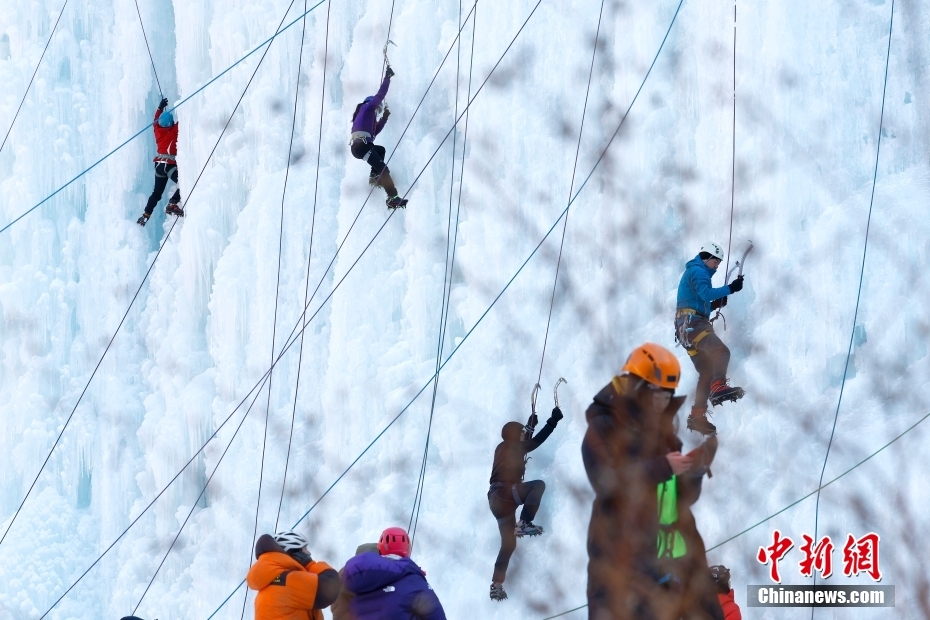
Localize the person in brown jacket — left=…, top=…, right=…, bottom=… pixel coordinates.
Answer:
left=581, top=343, right=723, bottom=620
left=246, top=531, right=340, bottom=620
left=331, top=543, right=379, bottom=620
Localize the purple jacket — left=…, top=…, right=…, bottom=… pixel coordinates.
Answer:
left=351, top=75, right=391, bottom=136
left=342, top=553, right=446, bottom=620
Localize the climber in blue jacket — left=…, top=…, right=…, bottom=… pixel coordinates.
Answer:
left=675, top=242, right=745, bottom=435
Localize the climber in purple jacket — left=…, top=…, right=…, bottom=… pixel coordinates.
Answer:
left=341, top=527, right=446, bottom=620
left=349, top=66, right=408, bottom=209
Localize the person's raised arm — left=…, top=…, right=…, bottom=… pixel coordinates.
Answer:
left=525, top=407, right=562, bottom=452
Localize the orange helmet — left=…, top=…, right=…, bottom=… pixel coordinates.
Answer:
left=621, top=343, right=680, bottom=389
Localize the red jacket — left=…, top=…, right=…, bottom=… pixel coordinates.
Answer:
left=718, top=590, right=741, bottom=620
left=153, top=108, right=178, bottom=163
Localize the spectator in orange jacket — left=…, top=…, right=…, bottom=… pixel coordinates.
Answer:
left=246, top=531, right=341, bottom=620
left=710, top=565, right=741, bottom=620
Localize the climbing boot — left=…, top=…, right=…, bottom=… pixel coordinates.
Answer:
left=386, top=195, right=408, bottom=209
left=166, top=202, right=185, bottom=217
left=490, top=582, right=508, bottom=601
left=137, top=213, right=150, bottom=227
left=708, top=379, right=744, bottom=406
left=687, top=406, right=717, bottom=436
left=514, top=520, right=544, bottom=538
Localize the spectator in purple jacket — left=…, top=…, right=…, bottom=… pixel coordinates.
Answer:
left=349, top=66, right=407, bottom=209
left=341, top=527, right=445, bottom=620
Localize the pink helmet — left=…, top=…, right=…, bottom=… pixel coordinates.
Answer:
left=378, top=527, right=411, bottom=558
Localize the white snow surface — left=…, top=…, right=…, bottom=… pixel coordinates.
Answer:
left=1, top=0, right=929, bottom=618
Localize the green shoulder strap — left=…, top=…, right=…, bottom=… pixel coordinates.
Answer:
left=657, top=475, right=687, bottom=559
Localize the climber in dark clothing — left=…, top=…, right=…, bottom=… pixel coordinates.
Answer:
left=349, top=66, right=407, bottom=209
left=487, top=406, right=564, bottom=601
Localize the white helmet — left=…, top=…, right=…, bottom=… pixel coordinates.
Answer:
left=274, top=530, right=309, bottom=552
left=700, top=241, right=724, bottom=261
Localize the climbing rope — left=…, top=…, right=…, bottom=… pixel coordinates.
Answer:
left=382, top=0, right=397, bottom=79
left=723, top=0, right=737, bottom=275
left=133, top=0, right=164, bottom=96
left=240, top=1, right=315, bottom=617
left=408, top=0, right=478, bottom=546
left=2, top=0, right=312, bottom=555
left=129, top=378, right=270, bottom=616
left=535, top=0, right=605, bottom=386
left=0, top=0, right=327, bottom=236
left=276, top=0, right=332, bottom=530
left=539, top=409, right=929, bottom=619
left=811, top=0, right=895, bottom=602
left=0, top=0, right=71, bottom=157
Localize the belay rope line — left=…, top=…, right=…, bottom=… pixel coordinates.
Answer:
left=239, top=0, right=316, bottom=617
left=534, top=0, right=606, bottom=393
left=811, top=0, right=895, bottom=613
left=133, top=0, right=164, bottom=96
left=276, top=0, right=333, bottom=531
left=723, top=0, right=737, bottom=276
left=408, top=0, right=478, bottom=546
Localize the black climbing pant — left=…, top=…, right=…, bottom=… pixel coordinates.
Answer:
left=350, top=139, right=387, bottom=175
left=488, top=479, right=546, bottom=583
left=679, top=315, right=730, bottom=408
left=145, top=162, right=181, bottom=216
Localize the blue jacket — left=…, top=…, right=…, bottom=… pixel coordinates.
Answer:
left=676, top=255, right=730, bottom=316
left=343, top=554, right=446, bottom=620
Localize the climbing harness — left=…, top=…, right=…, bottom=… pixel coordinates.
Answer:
left=674, top=308, right=711, bottom=354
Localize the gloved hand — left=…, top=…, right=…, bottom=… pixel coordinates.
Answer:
left=382, top=108, right=391, bottom=120
left=710, top=296, right=728, bottom=310
left=549, top=407, right=564, bottom=423
left=159, top=97, right=169, bottom=110
left=385, top=65, right=395, bottom=78
left=728, top=275, right=744, bottom=293
left=526, top=413, right=538, bottom=430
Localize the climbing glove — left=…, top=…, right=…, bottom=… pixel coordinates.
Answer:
left=385, top=65, right=395, bottom=78
left=711, top=296, right=728, bottom=310
left=159, top=97, right=169, bottom=110
left=728, top=275, right=744, bottom=293
left=549, top=407, right=564, bottom=423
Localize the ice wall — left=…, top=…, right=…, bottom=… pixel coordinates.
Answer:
left=0, top=0, right=928, bottom=618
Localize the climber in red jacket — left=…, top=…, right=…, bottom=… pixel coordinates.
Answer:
left=138, top=98, right=184, bottom=226
left=710, top=565, right=742, bottom=620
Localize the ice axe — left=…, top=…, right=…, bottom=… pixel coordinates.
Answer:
left=525, top=383, right=541, bottom=439
left=726, top=240, right=754, bottom=281
left=382, top=39, right=396, bottom=75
